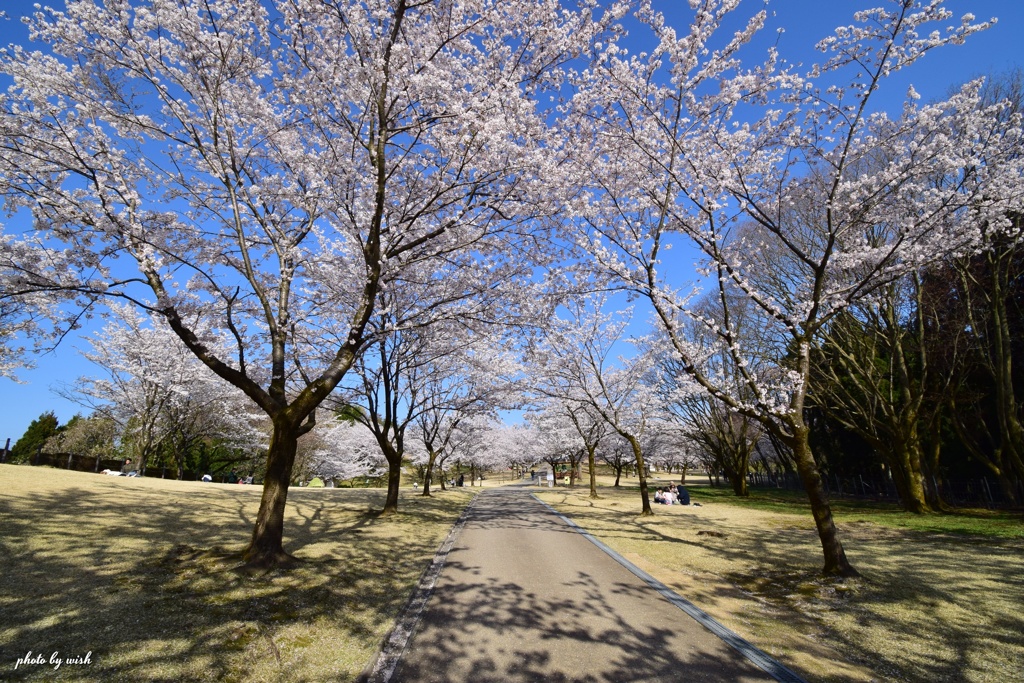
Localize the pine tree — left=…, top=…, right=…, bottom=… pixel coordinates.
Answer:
left=11, top=411, right=60, bottom=463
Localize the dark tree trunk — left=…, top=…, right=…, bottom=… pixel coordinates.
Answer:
left=243, top=421, right=300, bottom=568
left=587, top=445, right=598, bottom=499
left=921, top=436, right=950, bottom=511
left=382, top=443, right=402, bottom=515
left=888, top=437, right=931, bottom=513
left=727, top=468, right=748, bottom=497
left=421, top=449, right=437, bottom=497
left=625, top=434, right=652, bottom=516
left=790, top=424, right=858, bottom=577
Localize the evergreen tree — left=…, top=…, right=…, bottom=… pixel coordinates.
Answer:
left=11, top=411, right=60, bottom=463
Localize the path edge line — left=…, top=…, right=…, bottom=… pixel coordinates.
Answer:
left=357, top=493, right=478, bottom=683
left=531, top=493, right=808, bottom=683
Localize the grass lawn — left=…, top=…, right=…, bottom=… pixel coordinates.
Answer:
left=537, top=475, right=1024, bottom=683
left=0, top=464, right=473, bottom=682
left=4, top=464, right=1022, bottom=683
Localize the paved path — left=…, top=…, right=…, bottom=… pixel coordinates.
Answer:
left=383, top=487, right=802, bottom=683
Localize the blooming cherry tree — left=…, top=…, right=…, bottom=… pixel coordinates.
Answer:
left=307, top=417, right=387, bottom=483
left=568, top=0, right=1023, bottom=575
left=413, top=330, right=522, bottom=496
left=530, top=398, right=607, bottom=496
left=63, top=303, right=263, bottom=478
left=0, top=0, right=604, bottom=566
left=532, top=298, right=661, bottom=514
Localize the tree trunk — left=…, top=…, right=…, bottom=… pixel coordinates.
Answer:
left=421, top=449, right=436, bottom=497
left=890, top=437, right=930, bottom=513
left=921, top=435, right=949, bottom=511
left=625, top=434, right=652, bottom=515
left=790, top=424, right=858, bottom=577
left=727, top=467, right=748, bottom=497
left=382, top=444, right=402, bottom=515
left=996, top=464, right=1020, bottom=506
left=587, top=445, right=598, bottom=499
left=243, top=421, right=300, bottom=568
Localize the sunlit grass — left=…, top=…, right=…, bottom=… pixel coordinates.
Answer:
left=683, top=483, right=1024, bottom=538
left=539, top=481, right=1024, bottom=683
left=0, top=464, right=473, bottom=682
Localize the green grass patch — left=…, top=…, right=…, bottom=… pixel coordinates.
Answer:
left=0, top=464, right=473, bottom=682
left=685, top=484, right=1024, bottom=538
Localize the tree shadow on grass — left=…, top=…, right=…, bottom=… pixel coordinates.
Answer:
left=539, top=488, right=1024, bottom=683
left=786, top=529, right=1024, bottom=683
left=0, top=476, right=470, bottom=681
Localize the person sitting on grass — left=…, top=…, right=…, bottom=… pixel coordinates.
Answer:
left=676, top=484, right=690, bottom=506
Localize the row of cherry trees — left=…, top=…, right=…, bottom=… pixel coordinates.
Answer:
left=0, top=0, right=603, bottom=567
left=552, top=1, right=1023, bottom=577
left=2, top=0, right=1022, bottom=575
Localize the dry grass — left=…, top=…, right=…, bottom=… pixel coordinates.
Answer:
left=5, top=464, right=1021, bottom=683
left=536, top=477, right=1024, bottom=683
left=0, top=464, right=473, bottom=682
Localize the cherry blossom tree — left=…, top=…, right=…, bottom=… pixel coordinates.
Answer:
left=530, top=398, right=606, bottom=496
left=0, top=0, right=605, bottom=566
left=643, top=420, right=700, bottom=484
left=0, top=236, right=73, bottom=379
left=307, top=416, right=387, bottom=483
left=337, top=281, right=526, bottom=510
left=430, top=414, right=492, bottom=487
left=655, top=294, right=767, bottom=497
left=563, top=403, right=607, bottom=497
left=417, top=417, right=540, bottom=489
left=413, top=333, right=521, bottom=496
left=61, top=303, right=263, bottom=478
left=341, top=308, right=425, bottom=514
left=420, top=415, right=484, bottom=491
left=533, top=298, right=660, bottom=513
left=527, top=407, right=586, bottom=487
left=599, top=434, right=637, bottom=487
left=568, top=0, right=1022, bottom=575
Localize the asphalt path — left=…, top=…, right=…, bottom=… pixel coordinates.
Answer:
left=383, top=486, right=800, bottom=683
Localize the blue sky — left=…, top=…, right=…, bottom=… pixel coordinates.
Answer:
left=1, top=0, right=1022, bottom=444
